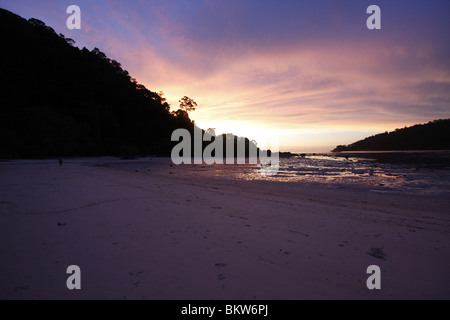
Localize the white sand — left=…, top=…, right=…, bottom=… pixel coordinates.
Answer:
left=0, top=158, right=449, bottom=299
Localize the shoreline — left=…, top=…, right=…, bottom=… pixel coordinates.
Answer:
left=0, top=159, right=449, bottom=299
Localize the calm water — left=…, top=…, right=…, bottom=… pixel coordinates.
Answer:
left=106, top=152, right=450, bottom=196
left=2, top=153, right=449, bottom=197
left=260, top=155, right=450, bottom=195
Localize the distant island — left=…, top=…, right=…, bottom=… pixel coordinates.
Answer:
left=332, top=119, right=450, bottom=152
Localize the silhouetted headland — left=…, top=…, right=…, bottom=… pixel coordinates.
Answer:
left=0, top=9, right=258, bottom=160
left=333, top=119, right=450, bottom=152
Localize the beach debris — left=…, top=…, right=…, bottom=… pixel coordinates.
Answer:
left=57, top=222, right=66, bottom=226
left=367, top=247, right=386, bottom=260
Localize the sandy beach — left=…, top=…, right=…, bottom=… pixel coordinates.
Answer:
left=0, top=158, right=449, bottom=300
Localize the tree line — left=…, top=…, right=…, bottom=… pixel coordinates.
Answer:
left=0, top=8, right=257, bottom=159
left=333, top=119, right=450, bottom=152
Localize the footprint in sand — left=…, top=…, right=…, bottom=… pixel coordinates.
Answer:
left=338, top=240, right=349, bottom=247
left=215, top=263, right=228, bottom=268
left=129, top=271, right=144, bottom=287
left=215, top=263, right=227, bottom=280
left=367, top=247, right=386, bottom=260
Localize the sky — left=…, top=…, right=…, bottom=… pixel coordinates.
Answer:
left=1, top=0, right=449, bottom=152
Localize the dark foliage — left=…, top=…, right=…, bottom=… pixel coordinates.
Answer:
left=0, top=8, right=194, bottom=158
left=333, top=119, right=450, bottom=152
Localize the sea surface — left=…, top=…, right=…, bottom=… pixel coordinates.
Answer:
left=102, top=151, right=450, bottom=196
left=3, top=152, right=448, bottom=196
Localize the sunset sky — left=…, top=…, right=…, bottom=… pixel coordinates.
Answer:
left=1, top=0, right=449, bottom=152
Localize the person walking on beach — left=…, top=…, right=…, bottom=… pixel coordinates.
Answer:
left=59, top=158, right=63, bottom=166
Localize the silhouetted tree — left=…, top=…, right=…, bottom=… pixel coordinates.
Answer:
left=179, top=96, right=197, bottom=113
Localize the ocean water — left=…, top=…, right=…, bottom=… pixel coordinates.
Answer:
left=104, top=152, right=450, bottom=196
left=257, top=155, right=450, bottom=195
left=3, top=154, right=448, bottom=196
